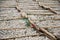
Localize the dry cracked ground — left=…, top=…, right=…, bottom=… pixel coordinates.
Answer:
left=0, top=0, right=60, bottom=40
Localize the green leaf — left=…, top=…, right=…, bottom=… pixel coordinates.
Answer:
left=23, top=18, right=30, bottom=27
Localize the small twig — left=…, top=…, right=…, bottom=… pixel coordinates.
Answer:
left=29, top=19, right=57, bottom=40
left=39, top=28, right=57, bottom=40
left=39, top=5, right=57, bottom=14
left=21, top=11, right=57, bottom=40
left=15, top=6, right=21, bottom=12
left=38, top=2, right=57, bottom=14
